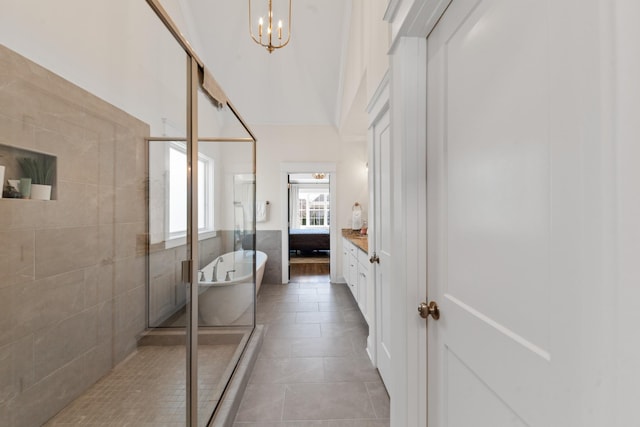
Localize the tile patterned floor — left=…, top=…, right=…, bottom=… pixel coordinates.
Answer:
left=233, top=278, right=390, bottom=427
left=44, top=275, right=389, bottom=427
left=45, top=344, right=237, bottom=427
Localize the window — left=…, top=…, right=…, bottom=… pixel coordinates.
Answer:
left=298, top=189, right=330, bottom=228
left=167, top=142, right=214, bottom=240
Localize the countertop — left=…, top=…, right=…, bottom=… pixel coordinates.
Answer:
left=342, top=229, right=368, bottom=254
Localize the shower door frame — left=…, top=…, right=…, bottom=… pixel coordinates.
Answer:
left=145, top=1, right=257, bottom=425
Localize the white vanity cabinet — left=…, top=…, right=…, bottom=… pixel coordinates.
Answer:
left=343, top=238, right=358, bottom=298
left=357, top=250, right=369, bottom=322
left=342, top=241, right=350, bottom=284
left=342, top=236, right=369, bottom=321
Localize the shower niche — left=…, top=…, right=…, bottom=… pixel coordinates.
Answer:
left=0, top=143, right=57, bottom=200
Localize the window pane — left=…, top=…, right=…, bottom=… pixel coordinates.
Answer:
left=297, top=189, right=330, bottom=228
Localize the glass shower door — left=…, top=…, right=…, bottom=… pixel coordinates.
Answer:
left=194, top=85, right=257, bottom=426
left=148, top=68, right=257, bottom=427
left=145, top=3, right=258, bottom=425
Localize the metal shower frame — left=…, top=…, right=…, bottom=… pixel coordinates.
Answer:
left=145, top=1, right=257, bottom=425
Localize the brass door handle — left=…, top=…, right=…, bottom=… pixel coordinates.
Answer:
left=418, top=301, right=440, bottom=320
left=369, top=253, right=380, bottom=264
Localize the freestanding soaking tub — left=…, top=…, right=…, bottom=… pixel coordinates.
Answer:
left=198, top=250, right=267, bottom=325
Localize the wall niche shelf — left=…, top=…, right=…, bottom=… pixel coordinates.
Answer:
left=0, top=143, right=57, bottom=200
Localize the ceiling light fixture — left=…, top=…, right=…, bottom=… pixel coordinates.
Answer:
left=248, top=0, right=292, bottom=53
left=312, top=173, right=326, bottom=180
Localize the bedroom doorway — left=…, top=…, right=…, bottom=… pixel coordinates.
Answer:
left=288, top=173, right=331, bottom=282
left=280, top=162, right=337, bottom=284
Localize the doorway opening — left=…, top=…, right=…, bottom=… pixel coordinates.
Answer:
left=280, top=162, right=337, bottom=284
left=288, top=173, right=331, bottom=282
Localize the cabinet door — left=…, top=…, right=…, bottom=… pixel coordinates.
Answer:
left=373, top=105, right=392, bottom=386
left=342, top=238, right=350, bottom=284
left=348, top=253, right=358, bottom=298
left=357, top=263, right=368, bottom=321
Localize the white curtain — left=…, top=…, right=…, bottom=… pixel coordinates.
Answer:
left=289, top=184, right=301, bottom=229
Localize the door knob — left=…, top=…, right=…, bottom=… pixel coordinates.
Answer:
left=369, top=253, right=380, bottom=264
left=418, top=301, right=440, bottom=320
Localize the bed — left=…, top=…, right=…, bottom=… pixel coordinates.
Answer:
left=289, top=228, right=330, bottom=253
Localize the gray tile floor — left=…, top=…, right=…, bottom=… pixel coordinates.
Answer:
left=45, top=344, right=237, bottom=427
left=233, top=279, right=390, bottom=427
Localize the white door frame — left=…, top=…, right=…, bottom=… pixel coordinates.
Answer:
left=383, top=1, right=453, bottom=426
left=387, top=37, right=428, bottom=427
left=366, top=70, right=391, bottom=366
left=368, top=74, right=391, bottom=383
left=280, top=162, right=338, bottom=284
left=385, top=0, right=640, bottom=426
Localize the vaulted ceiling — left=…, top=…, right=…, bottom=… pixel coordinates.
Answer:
left=177, top=0, right=351, bottom=127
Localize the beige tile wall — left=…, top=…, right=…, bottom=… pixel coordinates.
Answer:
left=0, top=44, right=148, bottom=427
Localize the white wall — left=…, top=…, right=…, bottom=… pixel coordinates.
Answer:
left=254, top=125, right=368, bottom=233
left=338, top=0, right=390, bottom=140
left=364, top=0, right=392, bottom=100
left=0, top=0, right=195, bottom=136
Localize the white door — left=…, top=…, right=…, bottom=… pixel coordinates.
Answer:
left=426, top=0, right=589, bottom=425
left=374, top=108, right=392, bottom=387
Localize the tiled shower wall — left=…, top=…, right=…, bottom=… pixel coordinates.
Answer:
left=0, top=45, right=148, bottom=426
left=257, top=230, right=282, bottom=284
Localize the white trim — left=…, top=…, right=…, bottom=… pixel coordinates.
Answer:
left=163, top=230, right=218, bottom=250
left=387, top=0, right=451, bottom=54
left=384, top=3, right=451, bottom=425
left=615, top=1, right=640, bottom=420
left=388, top=37, right=428, bottom=427
left=383, top=0, right=402, bottom=22
left=366, top=69, right=390, bottom=125
left=280, top=162, right=338, bottom=284
left=366, top=71, right=390, bottom=368
left=334, top=0, right=353, bottom=127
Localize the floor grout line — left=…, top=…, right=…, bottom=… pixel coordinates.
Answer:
left=233, top=280, right=389, bottom=426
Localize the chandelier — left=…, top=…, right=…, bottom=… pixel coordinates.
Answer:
left=312, top=173, right=326, bottom=180
left=248, top=0, right=292, bottom=53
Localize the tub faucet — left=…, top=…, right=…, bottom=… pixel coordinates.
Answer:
left=212, top=257, right=224, bottom=281
left=225, top=270, right=236, bottom=282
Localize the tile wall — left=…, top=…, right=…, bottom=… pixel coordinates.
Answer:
left=256, top=230, right=282, bottom=284
left=0, top=45, right=148, bottom=427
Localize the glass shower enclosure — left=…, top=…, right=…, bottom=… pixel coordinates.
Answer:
left=146, top=119, right=257, bottom=426
left=0, top=0, right=257, bottom=425
left=144, top=2, right=258, bottom=425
